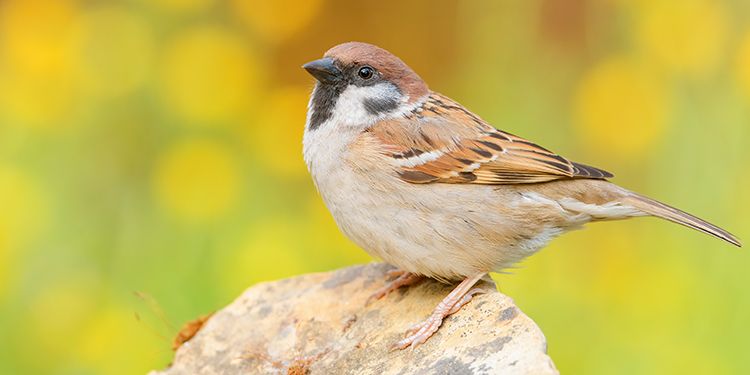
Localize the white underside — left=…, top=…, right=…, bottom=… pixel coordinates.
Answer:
left=303, top=89, right=641, bottom=280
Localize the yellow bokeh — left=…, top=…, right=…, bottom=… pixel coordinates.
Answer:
left=0, top=1, right=747, bottom=374
left=0, top=0, right=78, bottom=76
left=28, top=276, right=99, bottom=357
left=0, top=0, right=79, bottom=130
left=574, top=57, right=670, bottom=156
left=218, top=220, right=308, bottom=294
left=632, top=0, right=728, bottom=77
left=153, top=139, right=240, bottom=221
left=230, top=0, right=322, bottom=43
left=0, top=72, right=78, bottom=130
left=75, top=305, right=160, bottom=375
left=159, top=26, right=259, bottom=125
left=243, top=86, right=309, bottom=177
left=149, top=0, right=215, bottom=13
left=737, top=31, right=750, bottom=100
left=0, top=165, right=45, bottom=296
left=71, top=6, right=154, bottom=97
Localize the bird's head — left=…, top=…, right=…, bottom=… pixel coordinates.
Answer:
left=303, top=42, right=428, bottom=131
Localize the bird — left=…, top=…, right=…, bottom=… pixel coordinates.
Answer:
left=300, top=41, right=741, bottom=350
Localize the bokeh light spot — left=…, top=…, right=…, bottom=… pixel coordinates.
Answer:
left=75, top=305, right=158, bottom=375
left=574, top=57, right=670, bottom=156
left=219, top=220, right=308, bottom=294
left=0, top=0, right=79, bottom=130
left=736, top=31, right=750, bottom=100
left=0, top=0, right=78, bottom=76
left=633, top=0, right=728, bottom=77
left=0, top=72, right=78, bottom=130
left=28, top=276, right=99, bottom=358
left=0, top=165, right=45, bottom=296
left=149, top=0, right=215, bottom=13
left=153, top=139, right=240, bottom=221
left=230, top=0, right=322, bottom=43
left=243, top=86, right=309, bottom=177
left=159, top=26, right=259, bottom=125
left=71, top=6, right=154, bottom=97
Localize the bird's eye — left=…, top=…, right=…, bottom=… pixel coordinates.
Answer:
left=358, top=66, right=374, bottom=79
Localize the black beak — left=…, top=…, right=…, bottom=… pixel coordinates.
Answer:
left=302, top=57, right=341, bottom=84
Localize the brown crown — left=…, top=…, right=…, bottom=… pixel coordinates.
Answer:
left=325, top=42, right=429, bottom=102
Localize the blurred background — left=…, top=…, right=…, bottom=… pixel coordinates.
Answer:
left=0, top=0, right=748, bottom=373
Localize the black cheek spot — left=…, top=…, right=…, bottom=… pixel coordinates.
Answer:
left=363, top=97, right=399, bottom=115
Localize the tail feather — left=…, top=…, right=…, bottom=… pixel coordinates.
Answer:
left=621, top=193, right=741, bottom=247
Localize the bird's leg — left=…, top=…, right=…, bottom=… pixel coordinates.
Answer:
left=366, top=270, right=423, bottom=305
left=445, top=287, right=485, bottom=315
left=402, top=287, right=485, bottom=336
left=392, top=273, right=486, bottom=350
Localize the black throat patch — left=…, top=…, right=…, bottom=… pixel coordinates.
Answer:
left=308, top=82, right=345, bottom=131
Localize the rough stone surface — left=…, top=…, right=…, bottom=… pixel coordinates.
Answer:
left=150, top=263, right=558, bottom=375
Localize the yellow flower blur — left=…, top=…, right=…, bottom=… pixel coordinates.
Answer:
left=28, top=275, right=99, bottom=360
left=150, top=0, right=215, bottom=13
left=0, top=1, right=748, bottom=374
left=633, top=0, right=728, bottom=77
left=0, top=165, right=44, bottom=296
left=0, top=0, right=78, bottom=76
left=153, top=139, right=240, bottom=221
left=574, top=57, right=670, bottom=156
left=230, top=0, right=322, bottom=43
left=71, top=5, right=155, bottom=97
left=0, top=0, right=78, bottom=130
left=737, top=31, right=750, bottom=100
left=75, top=305, right=160, bottom=374
left=218, top=220, right=309, bottom=294
left=243, top=86, right=310, bottom=177
left=159, top=26, right=259, bottom=125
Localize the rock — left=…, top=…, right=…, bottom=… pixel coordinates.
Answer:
left=150, top=263, right=558, bottom=375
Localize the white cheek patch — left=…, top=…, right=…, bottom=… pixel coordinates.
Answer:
left=331, top=83, right=404, bottom=128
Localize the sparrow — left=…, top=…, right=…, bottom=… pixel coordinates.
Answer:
left=301, top=42, right=741, bottom=350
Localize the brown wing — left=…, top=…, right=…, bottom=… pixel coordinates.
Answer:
left=368, top=93, right=613, bottom=184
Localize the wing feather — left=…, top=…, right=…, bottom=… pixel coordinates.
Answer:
left=368, top=92, right=613, bottom=185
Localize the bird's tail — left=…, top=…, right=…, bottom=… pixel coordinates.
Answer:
left=620, top=193, right=741, bottom=247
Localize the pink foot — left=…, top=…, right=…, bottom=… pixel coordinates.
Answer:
left=392, top=274, right=486, bottom=350
left=366, top=270, right=423, bottom=305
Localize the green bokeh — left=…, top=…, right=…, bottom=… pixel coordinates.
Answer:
left=0, top=1, right=748, bottom=374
